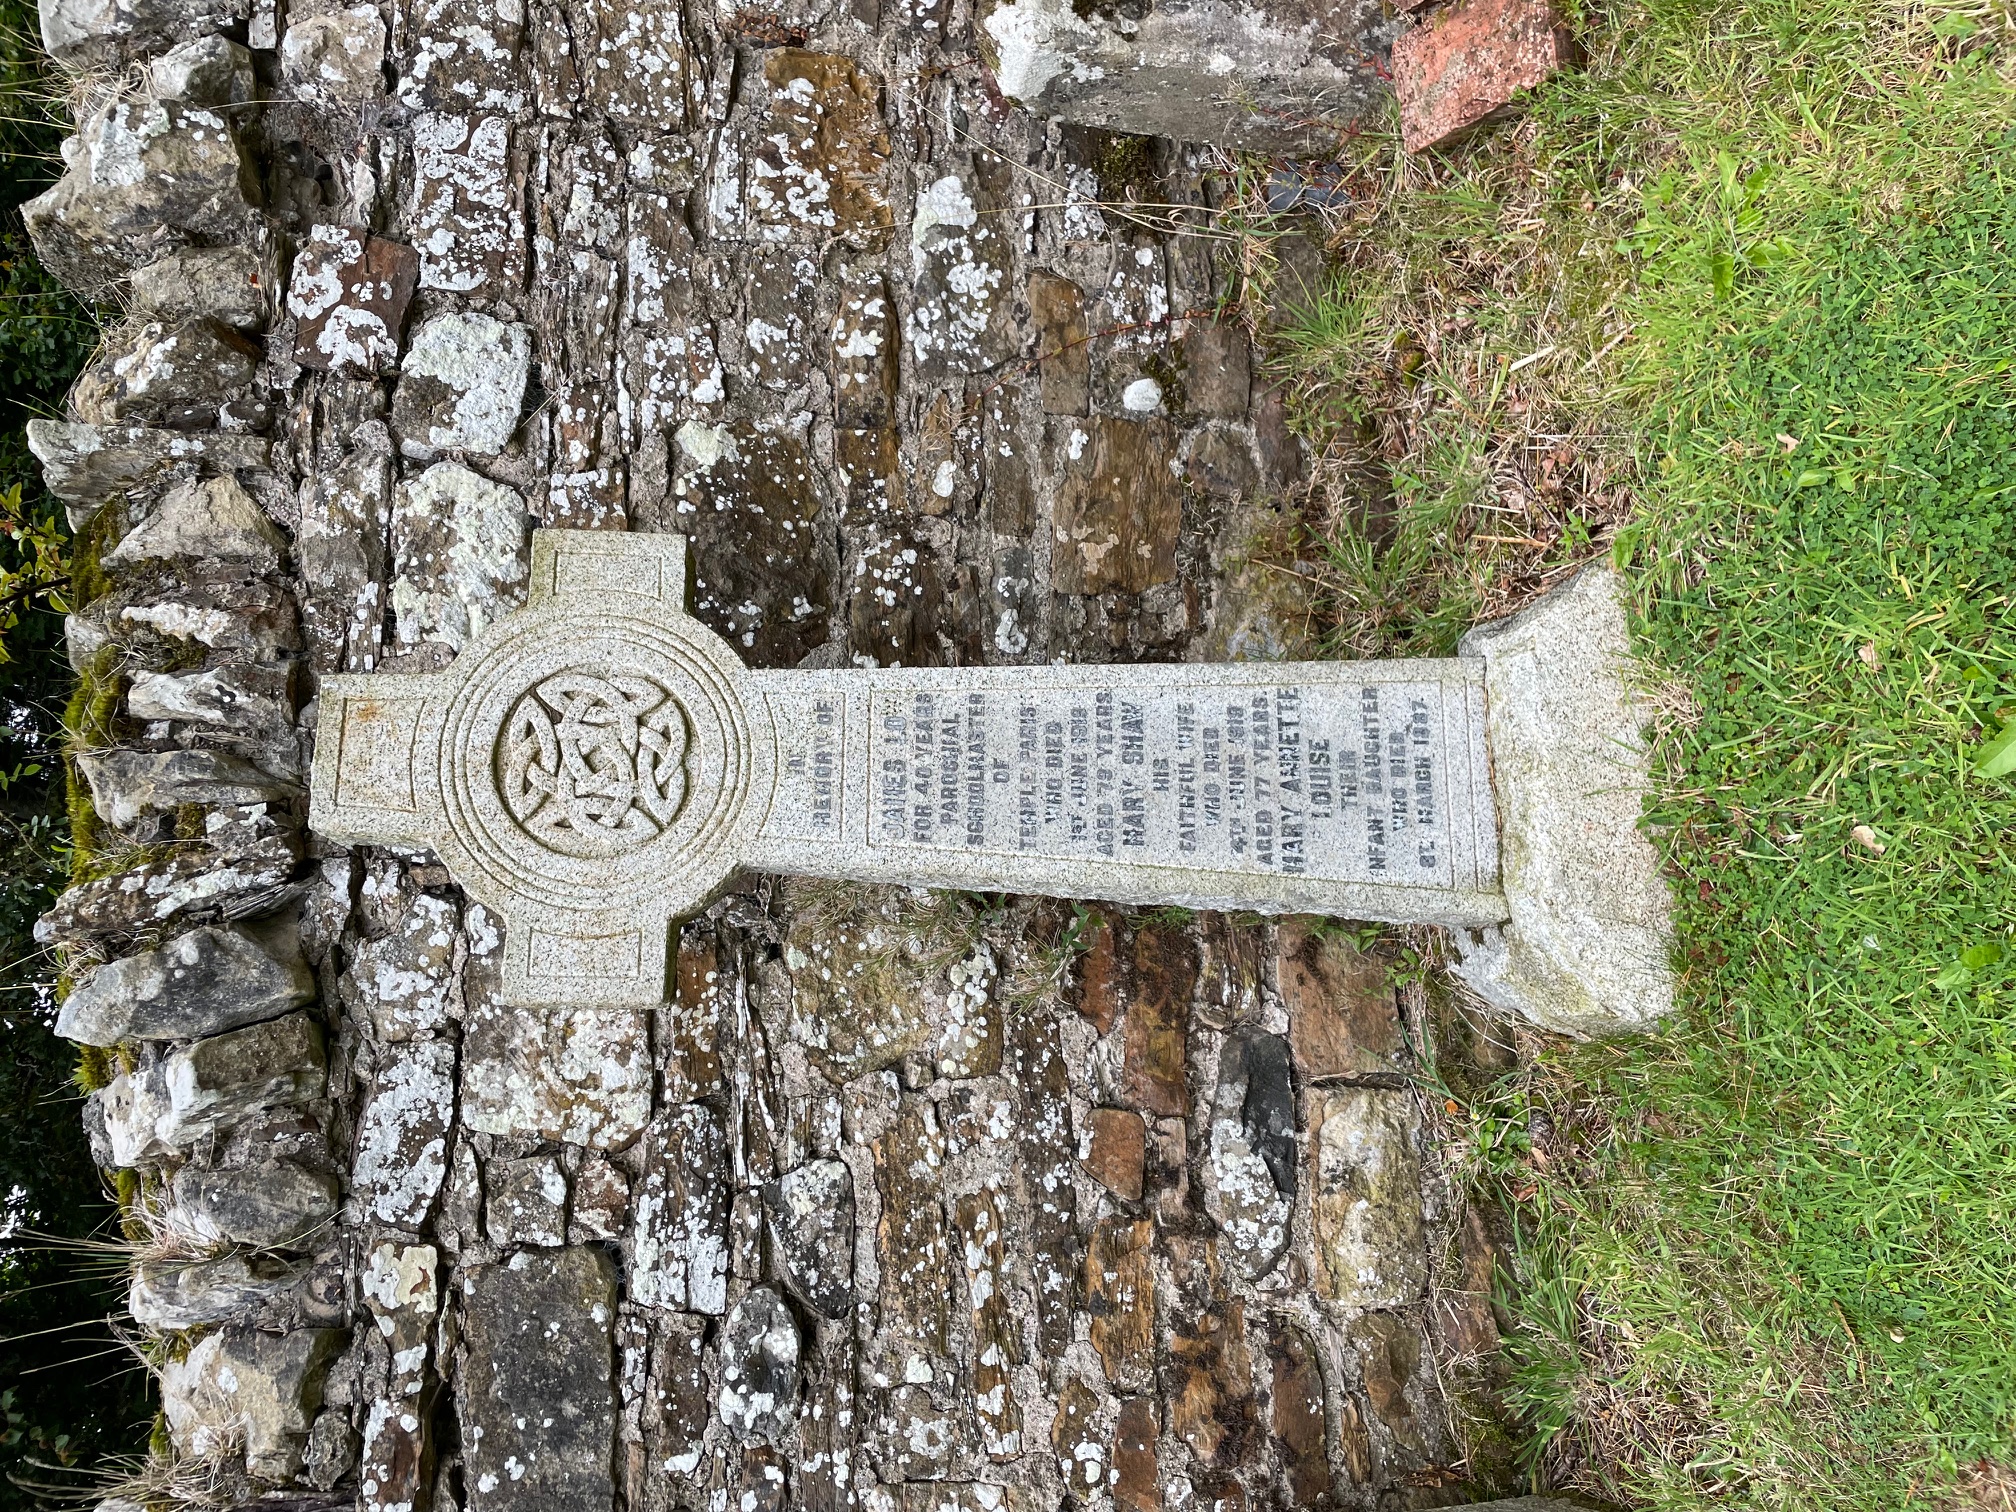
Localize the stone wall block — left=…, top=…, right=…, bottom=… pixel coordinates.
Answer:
left=764, top=1157, right=855, bottom=1320
left=288, top=225, right=418, bottom=375
left=352, top=1037, right=456, bottom=1230
left=170, top=1157, right=341, bottom=1250
left=459, top=1247, right=618, bottom=1511
left=719, top=1287, right=802, bottom=1443
left=40, top=0, right=252, bottom=68
left=460, top=1000, right=654, bottom=1149
left=629, top=1102, right=731, bottom=1312
left=871, top=1098, right=951, bottom=1364
left=1084, top=1215, right=1154, bottom=1391
left=57, top=916, right=314, bottom=1045
left=1309, top=1086, right=1429, bottom=1308
left=1278, top=920, right=1407, bottom=1085
left=23, top=98, right=259, bottom=300
left=160, top=1324, right=346, bottom=1483
left=408, top=113, right=524, bottom=294
left=70, top=317, right=262, bottom=431
left=398, top=0, right=525, bottom=112
left=1051, top=417, right=1184, bottom=598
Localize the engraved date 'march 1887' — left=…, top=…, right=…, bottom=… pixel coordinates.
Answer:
left=498, top=672, right=689, bottom=858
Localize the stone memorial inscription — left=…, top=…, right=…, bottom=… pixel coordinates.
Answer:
left=312, top=530, right=1509, bottom=1007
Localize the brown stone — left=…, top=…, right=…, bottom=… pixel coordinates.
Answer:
left=1085, top=1216, right=1155, bottom=1391
left=1011, top=1010, right=1078, bottom=1356
left=1355, top=1311, right=1426, bottom=1454
left=646, top=1312, right=711, bottom=1483
left=1051, top=1377, right=1105, bottom=1496
left=746, top=51, right=892, bottom=244
left=832, top=270, right=898, bottom=425
left=1029, top=270, right=1090, bottom=415
left=409, top=113, right=522, bottom=295
left=659, top=422, right=831, bottom=668
left=1083, top=1107, right=1146, bottom=1201
left=953, top=1186, right=1022, bottom=1460
left=564, top=0, right=689, bottom=128
left=872, top=1099, right=951, bottom=1359
left=1435, top=1205, right=1503, bottom=1362
left=980, top=380, right=1037, bottom=535
left=737, top=1443, right=788, bottom=1512
left=400, top=0, right=524, bottom=112
left=794, top=1335, right=857, bottom=1512
left=744, top=249, right=816, bottom=391
left=849, top=526, right=946, bottom=668
left=570, top=1156, right=629, bottom=1244
left=1392, top=0, right=1573, bottom=153
left=1337, top=1393, right=1373, bottom=1485
left=1112, top=1395, right=1160, bottom=1512
left=1076, top=911, right=1120, bottom=1033
left=669, top=926, right=725, bottom=1100
left=289, top=229, right=418, bottom=376
left=1053, top=417, right=1184, bottom=596
left=1268, top=1323, right=1332, bottom=1505
left=1278, top=919, right=1404, bottom=1080
left=1181, top=320, right=1250, bottom=419
left=1122, top=925, right=1193, bottom=1117
left=1165, top=1302, right=1255, bottom=1466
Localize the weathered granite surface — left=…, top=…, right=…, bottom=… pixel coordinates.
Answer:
left=1453, top=567, right=1676, bottom=1036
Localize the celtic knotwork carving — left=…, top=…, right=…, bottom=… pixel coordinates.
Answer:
left=498, top=672, right=689, bottom=856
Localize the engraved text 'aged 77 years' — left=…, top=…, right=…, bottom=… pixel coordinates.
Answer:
left=310, top=531, right=1673, bottom=1032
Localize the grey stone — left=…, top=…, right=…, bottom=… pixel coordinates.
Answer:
left=485, top=1155, right=567, bottom=1248
left=64, top=609, right=113, bottom=674
left=1454, top=565, right=1677, bottom=1035
left=158, top=1324, right=343, bottom=1483
left=303, top=1409, right=358, bottom=1491
left=34, top=805, right=301, bottom=946
left=762, top=1157, right=854, bottom=1320
left=131, top=246, right=270, bottom=330
left=118, top=577, right=302, bottom=659
left=23, top=98, right=258, bottom=302
left=69, top=318, right=261, bottom=432
left=127, top=661, right=294, bottom=729
left=1204, top=1030, right=1293, bottom=1278
left=975, top=0, right=1399, bottom=152
left=389, top=461, right=528, bottom=657
left=101, top=1012, right=325, bottom=1165
left=460, top=1000, right=653, bottom=1150
left=390, top=311, right=531, bottom=457
left=297, top=437, right=390, bottom=674
left=338, top=884, right=457, bottom=1042
left=39, top=0, right=251, bottom=67
left=103, top=474, right=286, bottom=570
left=24, top=419, right=269, bottom=527
left=717, top=1287, right=800, bottom=1443
left=75, top=748, right=298, bottom=830
left=280, top=7, right=387, bottom=101
left=351, top=1038, right=455, bottom=1229
left=56, top=918, right=314, bottom=1045
left=459, top=1248, right=617, bottom=1512
left=128, top=1252, right=300, bottom=1331
left=1308, top=1085, right=1426, bottom=1309
left=169, top=1158, right=341, bottom=1249
left=628, top=1102, right=729, bottom=1312
left=150, top=35, right=255, bottom=107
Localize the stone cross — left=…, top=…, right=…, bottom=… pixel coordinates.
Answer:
left=311, top=529, right=1673, bottom=1032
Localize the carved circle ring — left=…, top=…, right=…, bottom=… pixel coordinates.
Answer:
left=497, top=672, right=689, bottom=857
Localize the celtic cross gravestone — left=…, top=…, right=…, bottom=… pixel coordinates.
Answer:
left=310, top=529, right=1674, bottom=1034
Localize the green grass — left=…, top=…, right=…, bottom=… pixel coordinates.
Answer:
left=1259, top=0, right=2016, bottom=1505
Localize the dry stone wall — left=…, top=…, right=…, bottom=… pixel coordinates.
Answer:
left=27, top=0, right=1523, bottom=1506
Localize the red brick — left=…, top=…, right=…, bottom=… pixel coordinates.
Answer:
left=1392, top=0, right=1573, bottom=153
